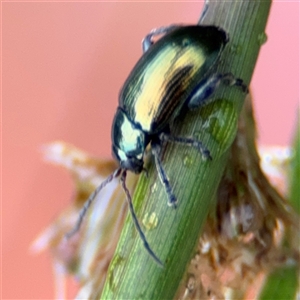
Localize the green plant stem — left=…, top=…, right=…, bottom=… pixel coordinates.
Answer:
left=259, top=265, right=299, bottom=300
left=101, top=2, right=271, bottom=299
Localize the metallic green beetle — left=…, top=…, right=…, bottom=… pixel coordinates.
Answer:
left=68, top=25, right=248, bottom=266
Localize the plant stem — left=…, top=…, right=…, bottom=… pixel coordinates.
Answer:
left=101, top=1, right=271, bottom=299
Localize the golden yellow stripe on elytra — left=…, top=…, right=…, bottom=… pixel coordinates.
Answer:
left=134, top=45, right=205, bottom=132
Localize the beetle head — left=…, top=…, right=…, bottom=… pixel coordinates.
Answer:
left=112, top=108, right=146, bottom=174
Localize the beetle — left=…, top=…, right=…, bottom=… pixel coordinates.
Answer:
left=67, top=25, right=248, bottom=266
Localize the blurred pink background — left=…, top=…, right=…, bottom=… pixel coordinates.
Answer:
left=2, top=2, right=299, bottom=299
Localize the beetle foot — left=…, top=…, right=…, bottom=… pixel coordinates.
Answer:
left=160, top=132, right=212, bottom=160
left=201, top=148, right=212, bottom=161
left=167, top=197, right=177, bottom=208
left=222, top=73, right=249, bottom=93
left=190, top=139, right=212, bottom=160
left=234, top=78, right=249, bottom=93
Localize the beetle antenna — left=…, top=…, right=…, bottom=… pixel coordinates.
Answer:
left=65, top=168, right=122, bottom=239
left=120, top=170, right=164, bottom=267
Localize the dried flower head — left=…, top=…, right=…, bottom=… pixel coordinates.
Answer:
left=31, top=142, right=138, bottom=299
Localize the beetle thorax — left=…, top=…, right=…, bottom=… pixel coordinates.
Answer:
left=111, top=108, right=147, bottom=173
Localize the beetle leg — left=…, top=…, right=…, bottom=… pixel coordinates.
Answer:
left=187, top=73, right=248, bottom=109
left=159, top=132, right=212, bottom=160
left=142, top=25, right=181, bottom=53
left=221, top=72, right=249, bottom=93
left=199, top=0, right=209, bottom=23
left=151, top=142, right=177, bottom=207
